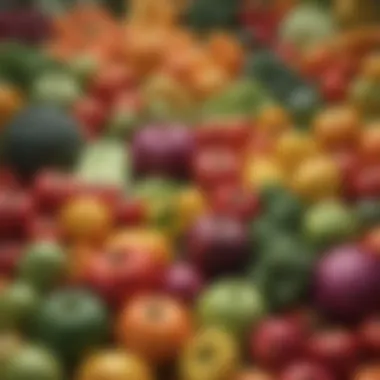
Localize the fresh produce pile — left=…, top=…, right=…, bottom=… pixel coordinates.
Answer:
left=1, top=1, right=380, bottom=380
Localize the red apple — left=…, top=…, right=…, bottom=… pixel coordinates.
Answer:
left=80, top=248, right=166, bottom=308
left=307, top=328, right=360, bottom=378
left=358, top=315, right=380, bottom=359
left=0, top=190, right=34, bottom=240
left=192, top=147, right=242, bottom=190
left=186, top=214, right=250, bottom=278
left=161, top=262, right=204, bottom=304
left=209, top=184, right=260, bottom=223
left=32, top=170, right=80, bottom=215
left=250, top=316, right=306, bottom=371
left=280, top=362, right=334, bottom=380
left=0, top=242, right=22, bottom=278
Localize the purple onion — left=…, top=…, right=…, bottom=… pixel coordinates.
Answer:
left=131, top=124, right=195, bottom=179
left=314, top=245, right=380, bottom=323
left=186, top=214, right=251, bottom=278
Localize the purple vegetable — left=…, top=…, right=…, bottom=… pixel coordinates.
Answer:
left=161, top=262, right=204, bottom=304
left=131, top=124, right=195, bottom=179
left=314, top=245, right=380, bottom=323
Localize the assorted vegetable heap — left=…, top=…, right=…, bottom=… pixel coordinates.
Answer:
left=1, top=1, right=380, bottom=380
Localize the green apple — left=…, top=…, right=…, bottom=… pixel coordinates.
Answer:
left=196, top=279, right=265, bottom=336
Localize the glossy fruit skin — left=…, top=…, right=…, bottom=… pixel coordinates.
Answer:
left=252, top=237, right=315, bottom=311
left=75, top=349, right=153, bottom=380
left=291, top=156, right=341, bottom=202
left=179, top=328, right=239, bottom=380
left=90, top=63, right=135, bottom=104
left=131, top=124, right=195, bottom=180
left=59, top=195, right=112, bottom=244
left=33, top=289, right=109, bottom=365
left=197, top=279, right=265, bottom=336
left=73, top=97, right=108, bottom=140
left=313, top=245, right=380, bottom=323
left=361, top=227, right=380, bottom=256
left=80, top=248, right=165, bottom=309
left=32, top=171, right=80, bottom=215
left=107, top=228, right=172, bottom=265
left=351, top=165, right=380, bottom=199
left=313, top=106, right=359, bottom=151
left=360, top=122, right=380, bottom=164
left=279, top=361, right=334, bottom=380
left=303, top=201, right=359, bottom=248
left=249, top=317, right=306, bottom=371
left=209, top=185, right=261, bottom=223
left=1, top=105, right=83, bottom=179
left=0, top=280, right=39, bottom=330
left=274, top=130, right=319, bottom=173
left=186, top=215, right=250, bottom=278
left=0, top=243, right=22, bottom=278
left=358, top=315, right=380, bottom=359
left=192, top=147, right=242, bottom=190
left=18, top=241, right=67, bottom=291
left=0, top=190, right=34, bottom=240
left=4, top=345, right=62, bottom=380
left=307, top=329, right=360, bottom=378
left=117, top=295, right=192, bottom=363
left=161, top=262, right=204, bottom=304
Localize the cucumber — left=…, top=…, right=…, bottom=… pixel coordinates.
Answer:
left=75, top=139, right=129, bottom=189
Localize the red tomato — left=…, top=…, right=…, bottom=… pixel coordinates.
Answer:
left=117, top=295, right=193, bottom=363
left=32, top=171, right=80, bottom=215
left=0, top=242, right=22, bottom=278
left=192, top=147, right=242, bottom=190
left=250, top=317, right=306, bottom=371
left=320, top=68, right=348, bottom=103
left=114, top=198, right=147, bottom=227
left=90, top=63, right=135, bottom=103
left=307, top=329, right=360, bottom=378
left=209, top=184, right=260, bottom=222
left=361, top=227, right=380, bottom=257
left=0, top=190, right=34, bottom=240
left=195, top=119, right=252, bottom=151
left=80, top=248, right=165, bottom=309
left=351, top=164, right=380, bottom=199
left=74, top=96, right=108, bottom=139
left=330, top=150, right=360, bottom=200
left=358, top=316, right=380, bottom=359
left=26, top=216, right=60, bottom=242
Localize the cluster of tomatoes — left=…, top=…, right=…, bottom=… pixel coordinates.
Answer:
left=1, top=1, right=380, bottom=380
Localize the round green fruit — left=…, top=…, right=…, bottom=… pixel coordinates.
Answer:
left=4, top=345, right=62, bottom=380
left=303, top=200, right=359, bottom=247
left=196, top=279, right=265, bottom=336
left=33, top=289, right=109, bottom=365
left=18, top=241, right=67, bottom=291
